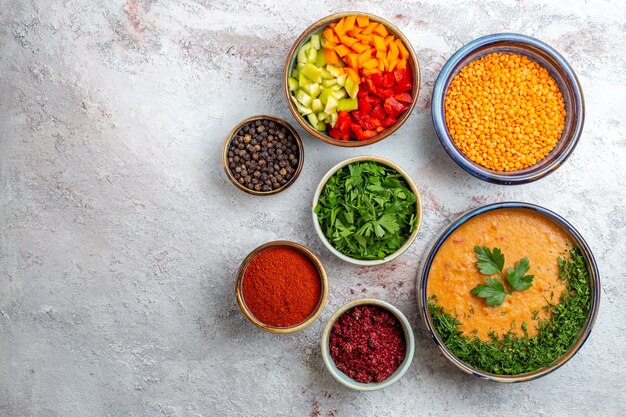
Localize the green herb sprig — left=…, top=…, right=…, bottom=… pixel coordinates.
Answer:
left=314, top=161, right=417, bottom=260
left=428, top=248, right=591, bottom=375
left=470, top=246, right=535, bottom=306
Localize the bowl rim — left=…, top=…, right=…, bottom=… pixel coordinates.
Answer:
left=235, top=240, right=328, bottom=333
left=284, top=11, right=421, bottom=147
left=223, top=115, right=304, bottom=195
left=431, top=33, right=585, bottom=185
left=321, top=298, right=416, bottom=391
left=417, top=201, right=601, bottom=382
left=311, top=155, right=422, bottom=265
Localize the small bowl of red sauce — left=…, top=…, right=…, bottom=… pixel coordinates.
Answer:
left=321, top=299, right=415, bottom=390
left=235, top=240, right=328, bottom=334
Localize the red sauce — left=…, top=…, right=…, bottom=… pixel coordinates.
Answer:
left=329, top=305, right=406, bottom=383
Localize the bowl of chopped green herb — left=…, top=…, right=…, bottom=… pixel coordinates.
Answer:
left=418, top=202, right=600, bottom=382
left=312, top=156, right=422, bottom=265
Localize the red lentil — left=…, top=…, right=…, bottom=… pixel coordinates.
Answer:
left=445, top=52, right=566, bottom=171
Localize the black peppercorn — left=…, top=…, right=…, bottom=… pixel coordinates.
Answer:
left=227, top=118, right=300, bottom=192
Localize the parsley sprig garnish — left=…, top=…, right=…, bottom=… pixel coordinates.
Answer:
left=470, top=246, right=535, bottom=306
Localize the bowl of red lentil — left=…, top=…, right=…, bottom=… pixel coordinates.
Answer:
left=235, top=240, right=328, bottom=334
left=321, top=299, right=415, bottom=391
left=432, top=33, right=584, bottom=185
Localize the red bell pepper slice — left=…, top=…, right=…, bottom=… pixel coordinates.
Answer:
left=393, top=68, right=410, bottom=84
left=384, top=96, right=407, bottom=118
left=382, top=72, right=395, bottom=88
left=351, top=110, right=364, bottom=123
left=336, top=113, right=352, bottom=140
left=351, top=123, right=364, bottom=140
left=370, top=73, right=384, bottom=87
left=382, top=116, right=397, bottom=127
left=395, top=93, right=413, bottom=103
left=370, top=103, right=385, bottom=121
left=392, top=81, right=412, bottom=94
left=357, top=82, right=369, bottom=97
left=361, top=116, right=382, bottom=131
left=329, top=128, right=342, bottom=139
left=368, top=94, right=382, bottom=105
left=358, top=97, right=371, bottom=115
left=374, top=88, right=394, bottom=100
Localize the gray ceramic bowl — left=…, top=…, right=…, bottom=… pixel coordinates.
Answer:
left=321, top=298, right=415, bottom=391
left=417, top=202, right=600, bottom=382
left=432, top=33, right=585, bottom=185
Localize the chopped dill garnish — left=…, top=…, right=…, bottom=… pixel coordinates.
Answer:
left=428, top=248, right=591, bottom=375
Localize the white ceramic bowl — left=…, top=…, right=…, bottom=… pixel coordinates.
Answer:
left=321, top=299, right=415, bottom=391
left=311, top=156, right=422, bottom=265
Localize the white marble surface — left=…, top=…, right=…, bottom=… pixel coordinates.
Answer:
left=1, top=1, right=625, bottom=416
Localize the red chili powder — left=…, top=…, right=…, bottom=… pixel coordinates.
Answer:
left=242, top=246, right=321, bottom=327
left=329, top=305, right=406, bottom=383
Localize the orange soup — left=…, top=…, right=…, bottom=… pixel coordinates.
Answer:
left=427, top=208, right=571, bottom=340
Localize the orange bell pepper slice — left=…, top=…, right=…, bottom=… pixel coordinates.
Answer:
left=325, top=48, right=339, bottom=65
left=351, top=42, right=368, bottom=53
left=356, top=15, right=369, bottom=27
left=373, top=36, right=386, bottom=52
left=344, top=15, right=356, bottom=32
left=345, top=53, right=359, bottom=69
left=334, top=44, right=350, bottom=57
left=323, top=28, right=336, bottom=44
left=396, top=39, right=410, bottom=59
left=363, top=22, right=379, bottom=35
left=373, top=23, right=388, bottom=37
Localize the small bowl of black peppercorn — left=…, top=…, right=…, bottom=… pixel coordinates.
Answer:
left=223, top=115, right=304, bottom=195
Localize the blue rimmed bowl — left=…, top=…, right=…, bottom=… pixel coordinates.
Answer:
left=432, top=33, right=585, bottom=185
left=417, top=202, right=600, bottom=383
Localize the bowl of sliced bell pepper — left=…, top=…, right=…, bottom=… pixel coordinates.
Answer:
left=284, top=12, right=420, bottom=147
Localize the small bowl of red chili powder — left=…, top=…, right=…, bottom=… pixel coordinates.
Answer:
left=321, top=299, right=415, bottom=391
left=235, top=241, right=328, bottom=333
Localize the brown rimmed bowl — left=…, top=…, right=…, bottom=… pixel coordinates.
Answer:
left=223, top=115, right=304, bottom=195
left=235, top=240, right=328, bottom=334
left=284, top=12, right=420, bottom=147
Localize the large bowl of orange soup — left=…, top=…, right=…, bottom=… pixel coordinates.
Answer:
left=418, top=202, right=600, bottom=382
